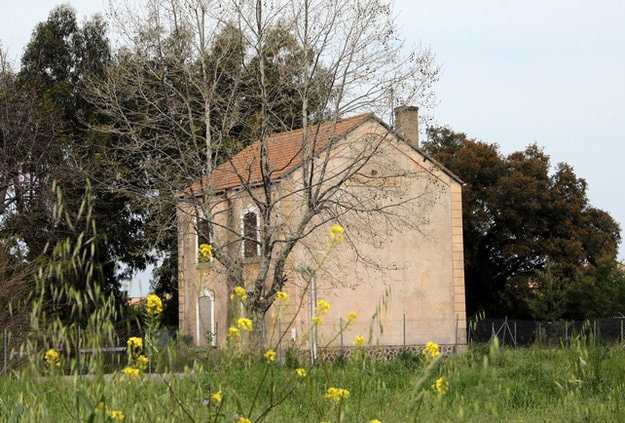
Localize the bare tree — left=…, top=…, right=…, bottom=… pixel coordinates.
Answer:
left=86, top=0, right=440, bottom=332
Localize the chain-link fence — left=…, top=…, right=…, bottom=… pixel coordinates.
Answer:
left=468, top=317, right=625, bottom=348
left=6, top=316, right=625, bottom=375
left=1, top=325, right=145, bottom=376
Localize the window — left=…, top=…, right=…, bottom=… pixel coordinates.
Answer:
left=196, top=217, right=211, bottom=263
left=241, top=207, right=260, bottom=258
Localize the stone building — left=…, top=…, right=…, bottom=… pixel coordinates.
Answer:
left=177, top=107, right=466, bottom=350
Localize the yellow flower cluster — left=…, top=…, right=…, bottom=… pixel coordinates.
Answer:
left=369, top=420, right=382, bottom=423
left=95, top=403, right=125, bottom=421
left=422, top=341, right=440, bottom=359
left=119, top=365, right=141, bottom=382
left=237, top=318, right=253, bottom=332
left=198, top=243, right=213, bottom=263
left=325, top=387, right=350, bottom=401
left=228, top=327, right=240, bottom=338
left=231, top=286, right=247, bottom=302
left=122, top=336, right=146, bottom=380
left=263, top=349, right=276, bottom=362
left=44, top=348, right=60, bottom=367
left=311, top=299, right=330, bottom=325
left=316, top=299, right=330, bottom=315
left=432, top=376, right=449, bottom=395
left=127, top=337, right=143, bottom=350
left=107, top=409, right=125, bottom=421
left=136, top=354, right=149, bottom=370
left=211, top=390, right=223, bottom=403
left=296, top=368, right=307, bottom=378
left=353, top=335, right=365, bottom=347
left=347, top=311, right=357, bottom=323
left=146, top=293, right=163, bottom=315
left=237, top=417, right=251, bottom=423
left=275, top=291, right=289, bottom=302
left=329, top=225, right=345, bottom=244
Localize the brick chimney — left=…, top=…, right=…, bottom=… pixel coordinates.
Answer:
left=394, top=106, right=419, bottom=147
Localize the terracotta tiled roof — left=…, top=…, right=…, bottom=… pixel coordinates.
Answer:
left=188, top=113, right=374, bottom=194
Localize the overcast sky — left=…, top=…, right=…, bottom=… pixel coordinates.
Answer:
left=2, top=0, right=624, bottom=295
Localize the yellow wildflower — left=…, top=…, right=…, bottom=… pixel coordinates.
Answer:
left=432, top=376, right=449, bottom=394
left=296, top=368, right=307, bottom=378
left=369, top=420, right=382, bottom=423
left=106, top=409, right=125, bottom=421
left=422, top=341, right=440, bottom=359
left=275, top=291, right=289, bottom=302
left=127, top=337, right=143, bottom=350
left=312, top=316, right=323, bottom=325
left=353, top=335, right=365, bottom=347
left=264, top=349, right=276, bottom=362
left=347, top=311, right=357, bottom=323
left=227, top=327, right=240, bottom=338
left=237, top=317, right=253, bottom=332
left=119, top=366, right=141, bottom=382
left=237, top=417, right=251, bottom=423
left=211, top=390, right=223, bottom=403
left=136, top=354, right=149, bottom=370
left=96, top=402, right=105, bottom=411
left=123, top=366, right=140, bottom=377
left=316, top=299, right=330, bottom=315
left=231, top=286, right=247, bottom=302
left=198, top=243, right=213, bottom=263
left=44, top=348, right=60, bottom=367
left=146, top=293, right=163, bottom=315
left=325, top=387, right=350, bottom=401
left=329, top=225, right=345, bottom=244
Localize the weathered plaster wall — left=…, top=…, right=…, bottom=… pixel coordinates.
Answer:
left=178, top=120, right=466, bottom=348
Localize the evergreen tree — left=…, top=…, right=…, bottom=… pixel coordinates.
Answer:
left=423, top=127, right=622, bottom=319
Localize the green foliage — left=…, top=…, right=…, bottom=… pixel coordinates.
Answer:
left=5, top=342, right=625, bottom=421
left=423, top=127, right=623, bottom=319
left=525, top=260, right=569, bottom=321
left=1, top=5, right=152, bottom=315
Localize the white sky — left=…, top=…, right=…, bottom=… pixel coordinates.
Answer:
left=397, top=0, right=625, bottom=263
left=2, top=0, right=624, bottom=293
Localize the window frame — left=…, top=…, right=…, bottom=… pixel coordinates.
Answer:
left=195, top=215, right=212, bottom=264
left=196, top=289, right=215, bottom=346
left=240, top=205, right=261, bottom=259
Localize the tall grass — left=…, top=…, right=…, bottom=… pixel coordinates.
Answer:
left=3, top=340, right=625, bottom=422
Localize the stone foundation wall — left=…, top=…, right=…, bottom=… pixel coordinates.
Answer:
left=315, top=344, right=457, bottom=362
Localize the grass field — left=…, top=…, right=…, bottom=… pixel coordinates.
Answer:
left=2, top=339, right=625, bottom=422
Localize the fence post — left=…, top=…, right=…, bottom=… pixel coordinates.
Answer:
left=565, top=321, right=569, bottom=348
left=215, top=322, right=219, bottom=348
